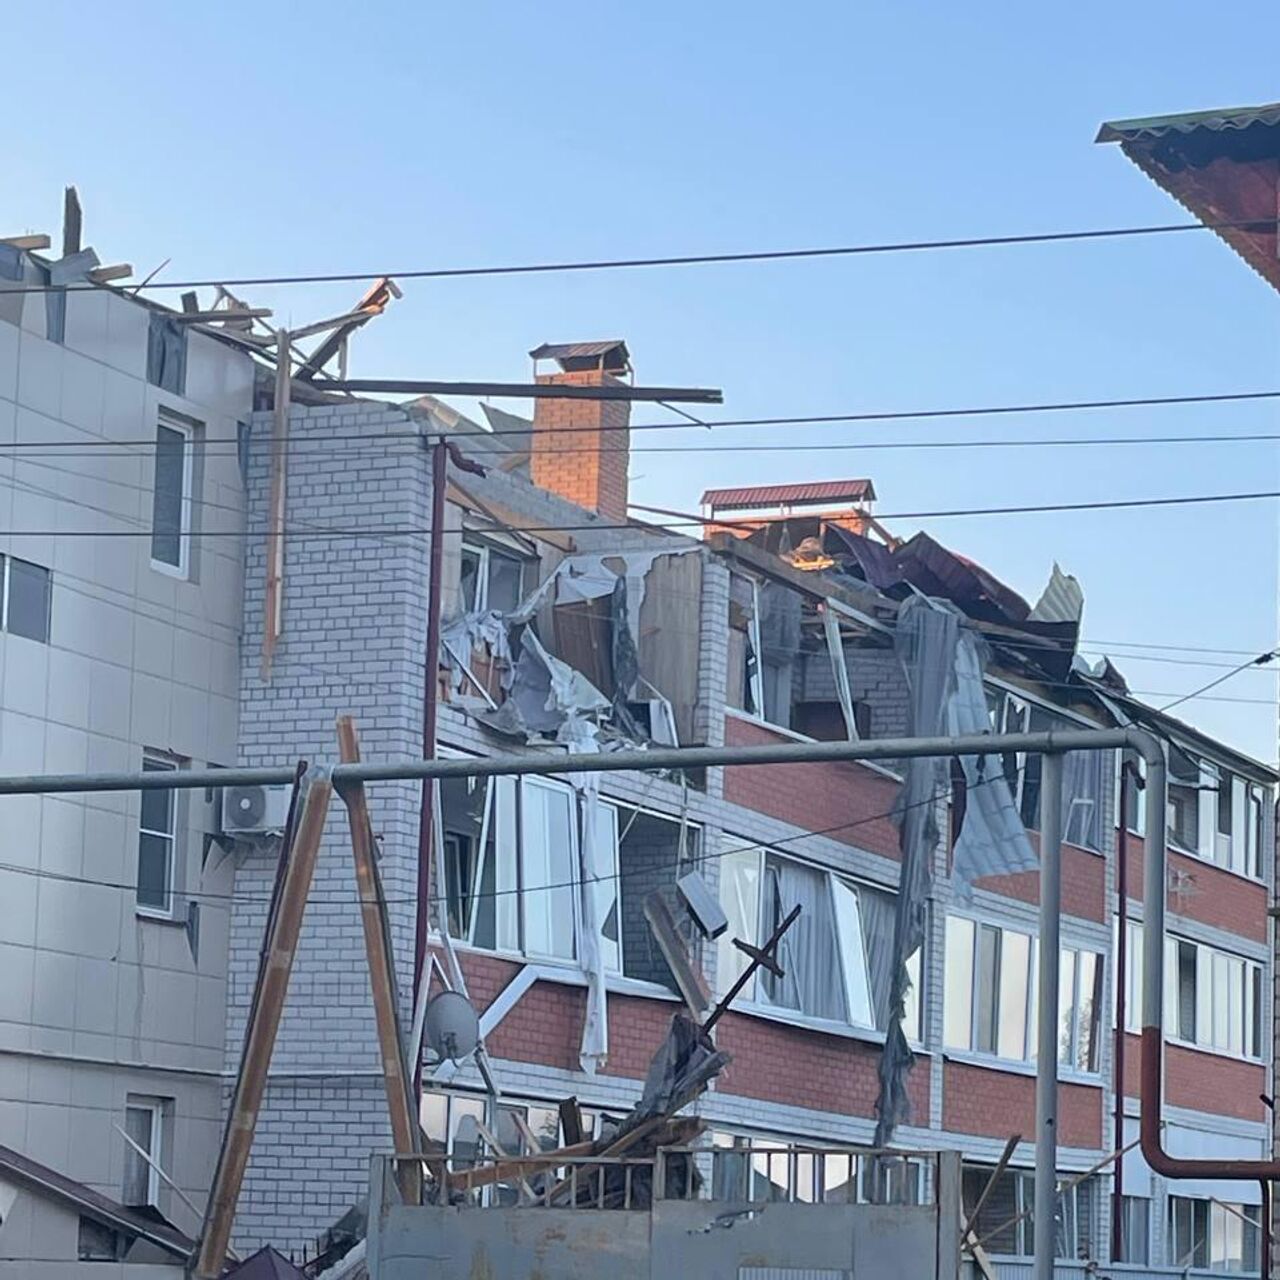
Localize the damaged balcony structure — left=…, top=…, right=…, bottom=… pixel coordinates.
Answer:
left=226, top=340, right=1276, bottom=1279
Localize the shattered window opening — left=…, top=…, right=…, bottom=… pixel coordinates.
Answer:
left=988, top=689, right=1106, bottom=852
left=716, top=845, right=915, bottom=1034
left=459, top=537, right=530, bottom=615
left=441, top=766, right=695, bottom=983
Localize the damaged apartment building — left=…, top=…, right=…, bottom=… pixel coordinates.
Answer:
left=230, top=339, right=1276, bottom=1275
left=0, top=187, right=1274, bottom=1280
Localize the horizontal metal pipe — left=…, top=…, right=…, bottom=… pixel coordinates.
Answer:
left=0, top=728, right=1135, bottom=796
left=308, top=379, right=724, bottom=404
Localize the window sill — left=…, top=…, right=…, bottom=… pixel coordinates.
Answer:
left=720, top=997, right=892, bottom=1046
left=149, top=558, right=190, bottom=582
left=135, top=906, right=182, bottom=926
left=1167, top=844, right=1265, bottom=888
left=722, top=708, right=901, bottom=782
left=942, top=1048, right=1103, bottom=1085
left=1163, top=1035, right=1264, bottom=1067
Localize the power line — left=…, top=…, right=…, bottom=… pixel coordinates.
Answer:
left=2, top=484, right=1277, bottom=541
left=1158, top=651, right=1280, bottom=713
left=1, top=218, right=1267, bottom=295
left=1, top=389, right=1276, bottom=452
left=0, top=760, right=1024, bottom=909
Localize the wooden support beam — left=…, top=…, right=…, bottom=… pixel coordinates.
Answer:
left=193, top=769, right=332, bottom=1279
left=62, top=187, right=82, bottom=259
left=0, top=234, right=50, bottom=251
left=87, top=264, right=132, bottom=284
left=703, top=904, right=800, bottom=1033
left=261, top=330, right=290, bottom=679
left=335, top=716, right=422, bottom=1205
left=309, top=378, right=724, bottom=404
left=174, top=307, right=273, bottom=324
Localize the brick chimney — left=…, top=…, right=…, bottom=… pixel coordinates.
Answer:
left=529, top=341, right=631, bottom=522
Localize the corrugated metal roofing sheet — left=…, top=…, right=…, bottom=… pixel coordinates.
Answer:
left=1096, top=102, right=1280, bottom=143
left=701, top=479, right=876, bottom=511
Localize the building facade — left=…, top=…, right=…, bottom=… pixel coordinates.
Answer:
left=0, top=239, right=255, bottom=1271
left=221, top=341, right=1275, bottom=1277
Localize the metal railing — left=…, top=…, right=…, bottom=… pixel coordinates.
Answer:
left=385, top=1143, right=944, bottom=1213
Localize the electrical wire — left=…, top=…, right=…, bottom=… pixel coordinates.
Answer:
left=0, top=758, right=1006, bottom=908
left=1, top=217, right=1268, bottom=295
left=1, top=484, right=1278, bottom=541
left=1158, top=651, right=1280, bottom=713
left=0, top=389, right=1276, bottom=451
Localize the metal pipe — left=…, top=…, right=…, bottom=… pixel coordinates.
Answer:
left=413, top=436, right=448, bottom=1096
left=1135, top=729, right=1280, bottom=1181
left=1262, top=1178, right=1272, bottom=1280
left=1034, top=752, right=1064, bottom=1280
left=0, top=727, right=1142, bottom=797
left=1112, top=758, right=1131, bottom=1262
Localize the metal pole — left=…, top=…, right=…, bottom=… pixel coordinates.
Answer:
left=414, top=436, right=448, bottom=1096
left=1034, top=752, right=1064, bottom=1280
left=1112, top=759, right=1131, bottom=1262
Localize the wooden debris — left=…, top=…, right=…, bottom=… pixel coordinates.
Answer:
left=0, top=235, right=49, bottom=251
left=643, top=891, right=710, bottom=1015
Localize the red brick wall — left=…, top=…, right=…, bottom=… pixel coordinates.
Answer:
left=1120, top=830, right=1266, bottom=943
left=973, top=830, right=1106, bottom=922
left=449, top=949, right=679, bottom=1081
left=530, top=369, right=630, bottom=521
left=722, top=714, right=901, bottom=861
left=942, top=1059, right=1101, bottom=1149
left=1119, top=1030, right=1266, bottom=1123
left=716, top=1009, right=931, bottom=1122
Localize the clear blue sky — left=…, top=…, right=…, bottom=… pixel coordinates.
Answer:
left=4, top=1, right=1278, bottom=759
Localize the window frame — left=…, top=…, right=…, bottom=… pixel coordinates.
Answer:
left=718, top=844, right=915, bottom=1038
left=149, top=414, right=195, bottom=579
left=122, top=1099, right=163, bottom=1208
left=459, top=535, right=530, bottom=615
left=136, top=752, right=180, bottom=919
left=1116, top=1193, right=1150, bottom=1265
left=437, top=754, right=624, bottom=974
left=944, top=913, right=1103, bottom=1075
left=1162, top=932, right=1264, bottom=1060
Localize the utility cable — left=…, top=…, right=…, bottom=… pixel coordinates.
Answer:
left=1158, top=651, right=1280, bottom=713
left=0, top=484, right=1277, bottom=540
left=1, top=218, right=1270, bottom=295
left=0, top=389, right=1275, bottom=450
left=0, top=759, right=1028, bottom=908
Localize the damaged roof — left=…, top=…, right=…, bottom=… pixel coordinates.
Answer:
left=0, top=1142, right=194, bottom=1259
left=701, top=479, right=876, bottom=511
left=1097, top=100, right=1280, bottom=292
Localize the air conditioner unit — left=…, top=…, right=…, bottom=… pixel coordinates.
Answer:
left=221, top=783, right=291, bottom=836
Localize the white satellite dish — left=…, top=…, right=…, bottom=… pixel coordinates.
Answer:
left=424, top=990, right=480, bottom=1062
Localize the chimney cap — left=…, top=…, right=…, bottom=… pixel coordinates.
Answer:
left=530, top=340, right=631, bottom=375
left=701, top=479, right=877, bottom=512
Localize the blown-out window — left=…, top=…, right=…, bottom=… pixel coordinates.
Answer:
left=716, top=846, right=920, bottom=1036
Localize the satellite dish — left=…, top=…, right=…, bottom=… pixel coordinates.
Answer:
left=424, top=991, right=479, bottom=1062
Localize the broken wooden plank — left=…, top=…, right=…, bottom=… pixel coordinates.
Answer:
left=0, top=234, right=50, bottom=251
left=643, top=891, right=710, bottom=1016
left=87, top=263, right=133, bottom=284
left=174, top=307, right=273, bottom=324
left=315, top=378, right=723, bottom=403
left=446, top=1139, right=597, bottom=1194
